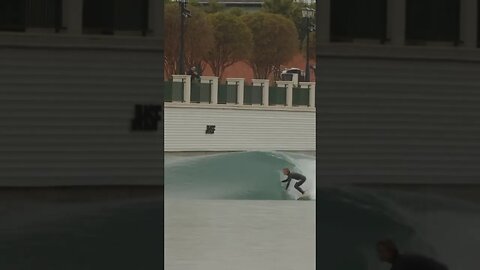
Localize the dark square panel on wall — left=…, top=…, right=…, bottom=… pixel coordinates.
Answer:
left=330, top=0, right=387, bottom=42
left=83, top=0, right=148, bottom=35
left=0, top=0, right=62, bottom=32
left=26, top=0, right=62, bottom=30
left=114, top=0, right=148, bottom=32
left=83, top=0, right=115, bottom=34
left=0, top=0, right=26, bottom=31
left=406, top=0, right=460, bottom=44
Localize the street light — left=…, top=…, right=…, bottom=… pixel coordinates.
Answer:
left=302, top=7, right=315, bottom=82
left=178, top=0, right=191, bottom=75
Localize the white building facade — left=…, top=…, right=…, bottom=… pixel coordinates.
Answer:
left=0, top=0, right=163, bottom=186
left=317, top=0, right=480, bottom=184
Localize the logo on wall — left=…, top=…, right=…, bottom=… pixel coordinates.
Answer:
left=206, top=125, right=216, bottom=134
left=131, top=104, right=162, bottom=131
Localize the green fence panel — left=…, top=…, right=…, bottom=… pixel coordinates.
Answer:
left=251, top=85, right=262, bottom=105
left=171, top=80, right=184, bottom=102
left=191, top=81, right=211, bottom=103
left=244, top=85, right=252, bottom=104
left=218, top=84, right=238, bottom=104
left=293, top=86, right=310, bottom=106
left=191, top=81, right=201, bottom=102
left=244, top=85, right=263, bottom=105
left=191, top=82, right=211, bottom=103
left=164, top=80, right=184, bottom=102
left=226, top=84, right=237, bottom=103
left=199, top=82, right=211, bottom=103
left=218, top=84, right=227, bottom=104
left=164, top=81, right=173, bottom=102
left=269, top=85, right=287, bottom=106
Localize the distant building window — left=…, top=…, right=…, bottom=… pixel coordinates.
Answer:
left=406, top=0, right=460, bottom=44
left=330, top=0, right=387, bottom=42
left=83, top=0, right=148, bottom=35
left=0, top=0, right=61, bottom=32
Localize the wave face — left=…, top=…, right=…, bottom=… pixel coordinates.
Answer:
left=165, top=151, right=315, bottom=200
left=317, top=186, right=480, bottom=270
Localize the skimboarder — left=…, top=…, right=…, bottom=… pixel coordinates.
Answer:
left=281, top=168, right=306, bottom=195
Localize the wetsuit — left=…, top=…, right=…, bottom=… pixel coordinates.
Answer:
left=282, top=172, right=306, bottom=194
left=390, top=254, right=448, bottom=270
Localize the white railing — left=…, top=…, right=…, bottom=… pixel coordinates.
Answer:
left=167, top=75, right=315, bottom=108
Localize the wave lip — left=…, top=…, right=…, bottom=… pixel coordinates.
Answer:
left=165, top=151, right=316, bottom=200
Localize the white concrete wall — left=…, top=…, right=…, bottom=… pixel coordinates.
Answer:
left=165, top=104, right=315, bottom=152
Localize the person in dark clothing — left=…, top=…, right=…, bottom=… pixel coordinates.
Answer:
left=377, top=239, right=449, bottom=270
left=281, top=168, right=306, bottom=194
left=187, top=66, right=200, bottom=82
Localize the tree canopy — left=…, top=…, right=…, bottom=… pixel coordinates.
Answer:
left=164, top=1, right=314, bottom=81
left=228, top=7, right=245, bottom=17
left=242, top=12, right=299, bottom=79
left=206, top=12, right=253, bottom=79
left=204, top=0, right=225, bottom=13
left=262, top=0, right=314, bottom=48
left=164, top=2, right=214, bottom=78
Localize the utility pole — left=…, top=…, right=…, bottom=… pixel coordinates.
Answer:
left=305, top=16, right=310, bottom=82
left=302, top=7, right=315, bottom=82
left=178, top=0, right=191, bottom=75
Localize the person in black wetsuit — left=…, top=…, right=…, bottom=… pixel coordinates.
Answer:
left=377, top=239, right=449, bottom=270
left=281, top=168, right=306, bottom=194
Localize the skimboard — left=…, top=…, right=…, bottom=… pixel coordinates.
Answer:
left=280, top=177, right=309, bottom=200
left=297, top=193, right=310, bottom=200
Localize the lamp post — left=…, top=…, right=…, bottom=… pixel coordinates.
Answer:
left=302, top=7, right=315, bottom=82
left=178, top=0, right=191, bottom=75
